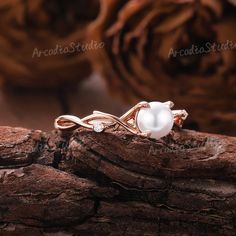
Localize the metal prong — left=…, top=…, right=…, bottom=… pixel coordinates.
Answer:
left=164, top=101, right=174, bottom=108
left=172, top=109, right=188, bottom=127
left=137, top=101, right=150, bottom=109
left=139, top=130, right=152, bottom=138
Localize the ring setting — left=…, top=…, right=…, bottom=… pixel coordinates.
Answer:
left=55, top=101, right=188, bottom=140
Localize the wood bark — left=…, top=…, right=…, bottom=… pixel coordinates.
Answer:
left=0, top=126, right=236, bottom=235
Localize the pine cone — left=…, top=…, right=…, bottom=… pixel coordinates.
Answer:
left=88, top=0, right=236, bottom=135
left=0, top=0, right=99, bottom=88
left=228, top=0, right=236, bottom=6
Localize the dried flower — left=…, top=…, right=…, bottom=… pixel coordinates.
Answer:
left=0, top=0, right=99, bottom=88
left=88, top=0, right=236, bottom=135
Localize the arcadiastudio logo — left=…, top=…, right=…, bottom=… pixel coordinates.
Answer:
left=168, top=40, right=236, bottom=58
left=32, top=40, right=105, bottom=58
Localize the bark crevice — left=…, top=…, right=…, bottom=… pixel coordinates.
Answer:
left=0, top=126, right=236, bottom=235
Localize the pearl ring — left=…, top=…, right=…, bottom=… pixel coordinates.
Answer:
left=54, top=101, right=188, bottom=140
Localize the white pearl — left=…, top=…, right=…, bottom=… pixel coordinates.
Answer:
left=137, top=102, right=174, bottom=139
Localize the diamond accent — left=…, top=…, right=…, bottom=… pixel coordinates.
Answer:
left=93, top=122, right=105, bottom=133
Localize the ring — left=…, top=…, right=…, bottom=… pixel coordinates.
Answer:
left=54, top=101, right=188, bottom=140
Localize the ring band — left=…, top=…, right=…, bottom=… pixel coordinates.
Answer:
left=54, top=101, right=188, bottom=140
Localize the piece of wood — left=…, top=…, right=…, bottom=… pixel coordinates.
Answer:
left=0, top=126, right=236, bottom=235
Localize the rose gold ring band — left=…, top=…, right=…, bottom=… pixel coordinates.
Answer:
left=55, top=101, right=188, bottom=138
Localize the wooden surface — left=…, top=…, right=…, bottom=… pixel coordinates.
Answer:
left=0, top=125, right=236, bottom=235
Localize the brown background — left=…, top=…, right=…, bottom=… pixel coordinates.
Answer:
left=0, top=74, right=127, bottom=131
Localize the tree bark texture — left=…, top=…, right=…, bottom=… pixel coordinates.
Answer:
left=0, top=126, right=236, bottom=235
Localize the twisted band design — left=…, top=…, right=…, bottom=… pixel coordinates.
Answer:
left=55, top=101, right=188, bottom=138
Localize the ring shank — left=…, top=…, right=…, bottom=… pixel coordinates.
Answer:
left=54, top=102, right=188, bottom=137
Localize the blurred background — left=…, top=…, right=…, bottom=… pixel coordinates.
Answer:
left=0, top=0, right=235, bottom=136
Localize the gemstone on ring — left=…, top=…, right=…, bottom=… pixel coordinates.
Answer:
left=136, top=102, right=174, bottom=139
left=55, top=101, right=187, bottom=140
left=93, top=122, right=105, bottom=133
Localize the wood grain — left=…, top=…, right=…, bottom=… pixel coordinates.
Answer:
left=0, top=126, right=236, bottom=235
